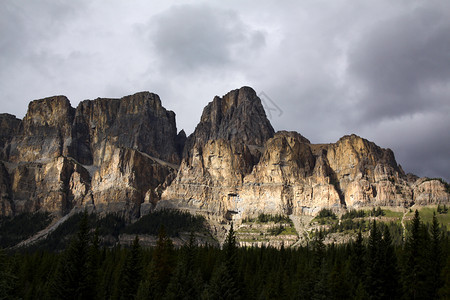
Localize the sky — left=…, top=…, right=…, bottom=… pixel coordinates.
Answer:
left=1, top=0, right=449, bottom=182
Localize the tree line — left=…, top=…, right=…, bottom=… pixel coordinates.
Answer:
left=1, top=209, right=449, bottom=299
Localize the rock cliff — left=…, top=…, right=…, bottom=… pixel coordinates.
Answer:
left=0, top=92, right=180, bottom=217
left=0, top=87, right=448, bottom=219
left=160, top=88, right=449, bottom=220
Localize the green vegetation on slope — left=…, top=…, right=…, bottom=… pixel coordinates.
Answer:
left=8, top=209, right=209, bottom=251
left=122, top=209, right=208, bottom=237
left=1, top=209, right=449, bottom=299
left=0, top=212, right=53, bottom=248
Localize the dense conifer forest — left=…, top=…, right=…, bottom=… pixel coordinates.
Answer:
left=1, top=209, right=449, bottom=299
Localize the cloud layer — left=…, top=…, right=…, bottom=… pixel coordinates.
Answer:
left=1, top=0, right=449, bottom=181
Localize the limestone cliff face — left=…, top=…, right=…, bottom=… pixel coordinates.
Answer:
left=8, top=96, right=75, bottom=162
left=161, top=93, right=449, bottom=219
left=7, top=157, right=90, bottom=215
left=71, top=92, right=180, bottom=165
left=1, top=87, right=449, bottom=219
left=183, top=86, right=274, bottom=157
left=0, top=92, right=180, bottom=217
left=161, top=87, right=275, bottom=215
left=413, top=178, right=449, bottom=205
left=89, top=143, right=176, bottom=217
left=320, top=134, right=411, bottom=208
left=0, top=114, right=21, bottom=160
left=241, top=131, right=340, bottom=217
left=0, top=162, right=13, bottom=216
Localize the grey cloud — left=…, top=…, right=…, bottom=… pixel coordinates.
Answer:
left=356, top=112, right=450, bottom=182
left=349, top=2, right=450, bottom=123
left=148, top=4, right=266, bottom=73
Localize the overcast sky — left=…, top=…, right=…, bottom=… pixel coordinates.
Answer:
left=1, top=0, right=449, bottom=181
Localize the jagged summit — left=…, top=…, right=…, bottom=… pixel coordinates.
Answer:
left=183, top=86, right=275, bottom=157
left=0, top=87, right=448, bottom=219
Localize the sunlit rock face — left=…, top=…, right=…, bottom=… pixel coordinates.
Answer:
left=0, top=87, right=448, bottom=219
left=161, top=88, right=449, bottom=219
left=0, top=92, right=181, bottom=217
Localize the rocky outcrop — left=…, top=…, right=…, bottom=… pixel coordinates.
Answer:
left=0, top=92, right=181, bottom=217
left=71, top=92, right=180, bottom=165
left=89, top=144, right=176, bottom=217
left=162, top=97, right=449, bottom=219
left=183, top=86, right=274, bottom=157
left=1, top=87, right=448, bottom=220
left=8, top=96, right=74, bottom=162
left=0, top=114, right=22, bottom=160
left=161, top=87, right=275, bottom=216
left=7, top=157, right=90, bottom=216
left=0, top=162, right=13, bottom=216
left=413, top=178, right=450, bottom=205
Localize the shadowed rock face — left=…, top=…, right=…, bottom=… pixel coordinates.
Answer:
left=0, top=114, right=22, bottom=160
left=0, top=92, right=181, bottom=217
left=71, top=92, right=180, bottom=166
left=183, top=86, right=275, bottom=158
left=8, top=96, right=75, bottom=162
left=0, top=87, right=449, bottom=219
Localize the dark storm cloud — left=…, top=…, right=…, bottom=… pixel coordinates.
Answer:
left=148, top=4, right=266, bottom=73
left=348, top=2, right=450, bottom=123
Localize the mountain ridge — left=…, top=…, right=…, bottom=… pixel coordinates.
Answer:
left=0, top=87, right=448, bottom=220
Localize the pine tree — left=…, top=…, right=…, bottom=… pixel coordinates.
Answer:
left=350, top=229, right=365, bottom=291
left=365, top=220, right=383, bottom=299
left=0, top=248, right=17, bottom=300
left=51, top=210, right=94, bottom=300
left=428, top=212, right=443, bottom=299
left=207, top=223, right=242, bottom=300
left=165, top=232, right=203, bottom=300
left=310, top=230, right=329, bottom=300
left=118, top=236, right=143, bottom=300
left=86, top=228, right=100, bottom=299
left=402, top=210, right=429, bottom=299
left=379, top=225, right=399, bottom=299
left=139, top=226, right=175, bottom=298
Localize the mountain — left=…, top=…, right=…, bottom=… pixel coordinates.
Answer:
left=0, top=87, right=448, bottom=220
left=0, top=92, right=181, bottom=217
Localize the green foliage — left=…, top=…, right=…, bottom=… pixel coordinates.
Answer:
left=23, top=209, right=209, bottom=251
left=117, top=236, right=142, bottom=299
left=268, top=224, right=285, bottom=236
left=29, top=212, right=97, bottom=251
left=50, top=211, right=97, bottom=299
left=341, top=209, right=366, bottom=220
left=317, top=208, right=338, bottom=219
left=243, top=213, right=293, bottom=225
left=438, top=204, right=448, bottom=214
left=2, top=209, right=449, bottom=299
left=313, top=208, right=338, bottom=225
left=123, top=209, right=207, bottom=237
left=368, top=207, right=385, bottom=217
left=208, top=224, right=242, bottom=300
left=0, top=212, right=52, bottom=248
left=329, top=219, right=368, bottom=233
left=0, top=248, right=17, bottom=299
left=257, top=213, right=292, bottom=224
left=96, top=213, right=127, bottom=238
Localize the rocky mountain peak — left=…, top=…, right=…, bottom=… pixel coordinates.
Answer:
left=0, top=87, right=448, bottom=220
left=72, top=91, right=180, bottom=165
left=330, top=134, right=404, bottom=177
left=0, top=114, right=21, bottom=160
left=22, top=96, right=75, bottom=135
left=184, top=86, right=274, bottom=157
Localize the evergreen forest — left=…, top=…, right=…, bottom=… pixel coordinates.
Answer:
left=1, top=209, right=449, bottom=299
